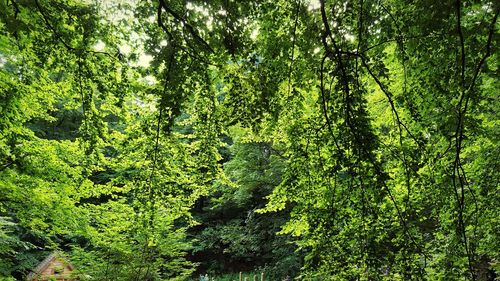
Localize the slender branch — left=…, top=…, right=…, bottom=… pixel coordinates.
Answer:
left=451, top=3, right=498, bottom=280
left=77, top=56, right=87, bottom=121
left=320, top=55, right=341, bottom=152
left=157, top=4, right=173, bottom=41
left=34, top=0, right=76, bottom=51
left=157, top=0, right=214, bottom=53
left=466, top=9, right=499, bottom=93
left=157, top=2, right=216, bottom=66
left=319, top=0, right=349, bottom=96
left=319, top=0, right=428, bottom=260
left=135, top=42, right=177, bottom=280
left=34, top=0, right=119, bottom=60
left=376, top=3, right=414, bottom=210
left=286, top=0, right=301, bottom=101
left=453, top=1, right=475, bottom=279
left=338, top=50, right=427, bottom=168
left=10, top=0, right=20, bottom=19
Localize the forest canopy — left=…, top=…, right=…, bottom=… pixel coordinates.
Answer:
left=0, top=0, right=499, bottom=280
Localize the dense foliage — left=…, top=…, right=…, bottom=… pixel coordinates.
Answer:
left=0, top=0, right=498, bottom=280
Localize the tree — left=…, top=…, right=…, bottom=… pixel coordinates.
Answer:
left=1, top=0, right=498, bottom=280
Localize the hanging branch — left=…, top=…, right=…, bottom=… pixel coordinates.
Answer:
left=8, top=0, right=20, bottom=38
left=157, top=3, right=173, bottom=41
left=157, top=0, right=214, bottom=54
left=135, top=41, right=178, bottom=280
left=452, top=2, right=498, bottom=280
left=286, top=0, right=301, bottom=101
left=157, top=2, right=216, bottom=66
left=452, top=1, right=474, bottom=279
left=34, top=0, right=119, bottom=59
left=320, top=55, right=341, bottom=152
left=9, top=0, right=20, bottom=17
left=318, top=0, right=429, bottom=261
left=34, top=0, right=76, bottom=51
left=338, top=49, right=424, bottom=153
left=376, top=2, right=415, bottom=209
left=466, top=9, right=499, bottom=93
left=360, top=54, right=413, bottom=202
left=354, top=0, right=373, bottom=278
left=319, top=0, right=350, bottom=98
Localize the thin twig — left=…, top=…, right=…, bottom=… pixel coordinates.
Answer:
left=286, top=0, right=301, bottom=101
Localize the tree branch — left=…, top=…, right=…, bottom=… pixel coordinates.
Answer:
left=34, top=0, right=76, bottom=51
left=34, top=0, right=119, bottom=60
left=157, top=0, right=214, bottom=54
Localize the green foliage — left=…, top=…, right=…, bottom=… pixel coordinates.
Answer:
left=190, top=142, right=301, bottom=279
left=0, top=0, right=498, bottom=280
left=0, top=0, right=198, bottom=280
